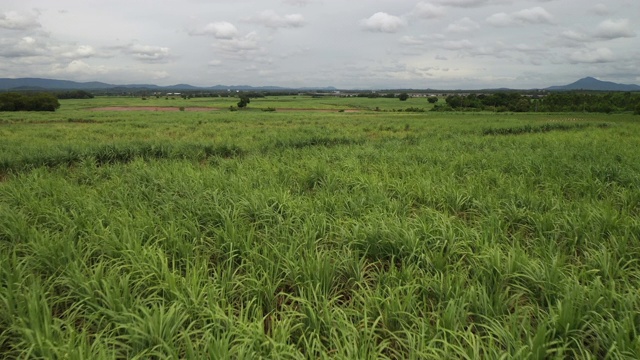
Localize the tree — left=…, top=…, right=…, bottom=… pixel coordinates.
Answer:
left=237, top=95, right=250, bottom=109
left=398, top=93, right=409, bottom=101
left=0, top=92, right=60, bottom=112
left=427, top=96, right=438, bottom=104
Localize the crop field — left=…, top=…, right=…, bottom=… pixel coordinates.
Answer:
left=1, top=96, right=640, bottom=359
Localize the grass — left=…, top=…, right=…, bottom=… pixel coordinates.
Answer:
left=1, top=97, right=640, bottom=358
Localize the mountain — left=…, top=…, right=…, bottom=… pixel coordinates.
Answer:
left=0, top=78, right=114, bottom=90
left=0, top=77, right=337, bottom=92
left=547, top=77, right=640, bottom=91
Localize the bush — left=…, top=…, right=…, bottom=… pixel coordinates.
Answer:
left=0, top=92, right=60, bottom=112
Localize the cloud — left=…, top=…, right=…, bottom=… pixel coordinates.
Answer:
left=0, top=36, right=47, bottom=58
left=569, top=47, right=614, bottom=63
left=399, top=35, right=426, bottom=46
left=436, top=0, right=502, bottom=8
left=60, top=45, right=97, bottom=59
left=446, top=17, right=480, bottom=32
left=412, top=2, right=446, bottom=19
left=0, top=11, right=40, bottom=30
left=594, top=19, right=635, bottom=40
left=361, top=12, right=405, bottom=33
left=560, top=30, right=589, bottom=42
left=246, top=10, right=305, bottom=29
left=282, top=0, right=313, bottom=6
left=51, top=60, right=109, bottom=76
left=189, top=22, right=238, bottom=39
left=487, top=7, right=553, bottom=27
left=214, top=31, right=267, bottom=60
left=442, top=39, right=473, bottom=50
left=590, top=4, right=610, bottom=16
left=125, top=44, right=171, bottom=63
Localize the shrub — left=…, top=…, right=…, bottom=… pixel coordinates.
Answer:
left=0, top=92, right=60, bottom=112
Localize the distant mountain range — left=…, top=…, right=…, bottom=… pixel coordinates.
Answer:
left=545, top=77, right=640, bottom=91
left=0, top=78, right=336, bottom=92
left=0, top=76, right=639, bottom=92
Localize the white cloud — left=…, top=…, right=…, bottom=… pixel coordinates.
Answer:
left=190, top=22, right=238, bottom=39
left=125, top=44, right=171, bottom=63
left=442, top=39, right=473, bottom=50
left=149, top=70, right=170, bottom=80
left=412, top=2, right=446, bottom=19
left=51, top=60, right=108, bottom=76
left=0, top=36, right=47, bottom=58
left=595, top=19, right=635, bottom=40
left=590, top=4, right=610, bottom=16
left=436, top=0, right=501, bottom=8
left=246, top=10, right=305, bottom=29
left=361, top=12, right=405, bottom=33
left=282, top=0, right=313, bottom=6
left=569, top=47, right=614, bottom=63
left=487, top=7, right=553, bottom=27
left=214, top=31, right=266, bottom=60
left=399, top=35, right=425, bottom=46
left=60, top=45, right=96, bottom=59
left=560, top=30, right=589, bottom=42
left=0, top=11, right=40, bottom=30
left=446, top=17, right=480, bottom=32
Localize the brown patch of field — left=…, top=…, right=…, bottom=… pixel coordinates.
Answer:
left=90, top=106, right=221, bottom=112
left=274, top=108, right=360, bottom=113
left=90, top=106, right=360, bottom=113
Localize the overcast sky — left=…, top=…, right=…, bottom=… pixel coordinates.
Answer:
left=0, top=0, right=638, bottom=89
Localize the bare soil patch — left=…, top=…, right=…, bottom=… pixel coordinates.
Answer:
left=90, top=106, right=360, bottom=113
left=90, top=106, right=221, bottom=112
left=272, top=108, right=360, bottom=113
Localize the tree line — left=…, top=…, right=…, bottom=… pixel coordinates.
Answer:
left=0, top=92, right=61, bottom=112
left=55, top=90, right=94, bottom=99
left=433, top=92, right=640, bottom=114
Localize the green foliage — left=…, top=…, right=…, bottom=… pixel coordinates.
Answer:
left=55, top=90, right=94, bottom=99
left=398, top=92, right=409, bottom=101
left=1, top=100, right=640, bottom=358
left=427, top=96, right=438, bottom=104
left=0, top=92, right=60, bottom=112
left=403, top=107, right=425, bottom=112
left=482, top=122, right=597, bottom=135
left=237, top=95, right=250, bottom=109
left=440, top=91, right=640, bottom=113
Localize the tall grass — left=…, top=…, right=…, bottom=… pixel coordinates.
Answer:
left=1, top=105, right=640, bottom=358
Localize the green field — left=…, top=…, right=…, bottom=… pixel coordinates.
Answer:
left=1, top=97, right=640, bottom=359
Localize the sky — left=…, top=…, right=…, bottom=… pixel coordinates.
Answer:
left=0, top=0, right=638, bottom=89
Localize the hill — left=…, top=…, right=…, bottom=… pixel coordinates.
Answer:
left=0, top=78, right=336, bottom=92
left=547, top=77, right=640, bottom=91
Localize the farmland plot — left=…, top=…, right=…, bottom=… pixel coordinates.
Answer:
left=1, top=99, right=640, bottom=358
